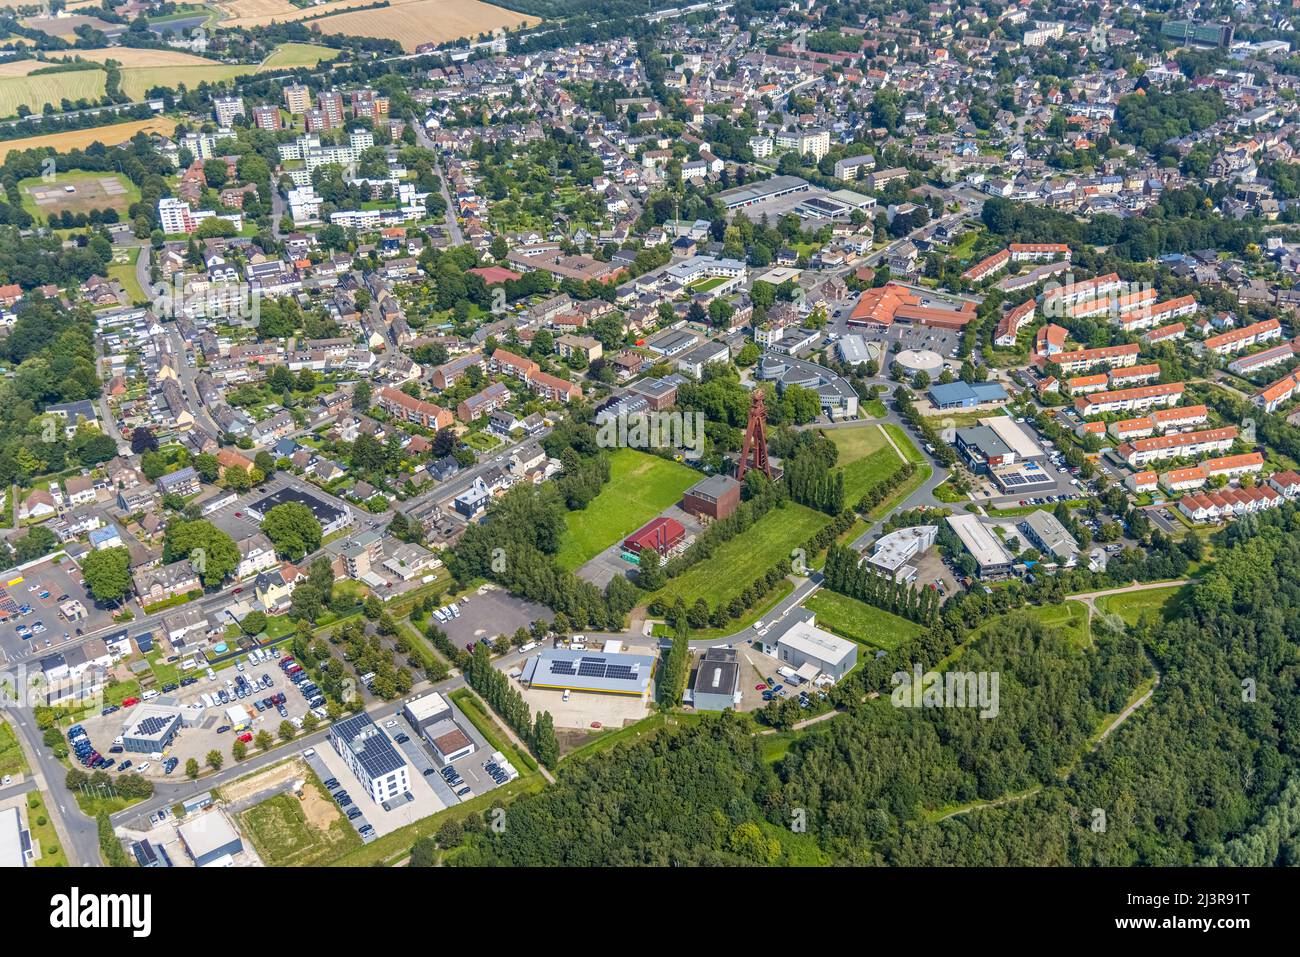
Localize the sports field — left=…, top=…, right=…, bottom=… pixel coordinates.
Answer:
left=804, top=590, right=922, bottom=651
left=825, top=424, right=905, bottom=502
left=19, top=170, right=138, bottom=219
left=653, top=501, right=831, bottom=608
left=556, top=448, right=698, bottom=571
left=0, top=117, right=178, bottom=161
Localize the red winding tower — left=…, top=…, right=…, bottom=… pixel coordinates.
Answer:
left=737, top=389, right=772, bottom=481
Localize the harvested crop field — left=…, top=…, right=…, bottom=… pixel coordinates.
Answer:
left=0, top=70, right=107, bottom=121
left=215, top=0, right=538, bottom=48
left=116, top=44, right=339, bottom=99
left=314, top=0, right=539, bottom=50
left=20, top=14, right=115, bottom=38
left=45, top=48, right=221, bottom=67
left=0, top=117, right=178, bottom=162
left=0, top=60, right=53, bottom=77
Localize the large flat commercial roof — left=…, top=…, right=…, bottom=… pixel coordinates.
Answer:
left=1019, top=510, right=1080, bottom=561
left=980, top=415, right=1042, bottom=460
left=404, top=691, right=451, bottom=724
left=766, top=609, right=856, bottom=667
left=715, top=175, right=810, bottom=208
left=946, top=514, right=1013, bottom=569
left=177, top=811, right=241, bottom=860
left=528, top=648, right=656, bottom=696
left=249, top=486, right=346, bottom=527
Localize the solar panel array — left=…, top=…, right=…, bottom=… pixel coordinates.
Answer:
left=551, top=656, right=641, bottom=682
left=134, top=715, right=173, bottom=737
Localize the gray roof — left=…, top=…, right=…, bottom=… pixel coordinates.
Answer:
left=526, top=648, right=656, bottom=695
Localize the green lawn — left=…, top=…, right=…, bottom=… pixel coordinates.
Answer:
left=826, top=425, right=905, bottom=502
left=555, top=448, right=700, bottom=571
left=26, top=792, right=64, bottom=867
left=240, top=770, right=361, bottom=867
left=1022, top=601, right=1092, bottom=647
left=863, top=398, right=888, bottom=418
left=804, top=590, right=922, bottom=651
left=654, top=502, right=831, bottom=608
left=883, top=423, right=925, bottom=464
left=1095, top=585, right=1189, bottom=626
left=0, top=720, right=29, bottom=778
left=107, top=247, right=147, bottom=305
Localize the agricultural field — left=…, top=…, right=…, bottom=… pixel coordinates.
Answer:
left=214, top=0, right=538, bottom=47
left=46, top=48, right=219, bottom=67
left=556, top=448, right=699, bottom=571
left=653, top=502, right=831, bottom=608
left=311, top=0, right=540, bottom=52
left=239, top=776, right=361, bottom=867
left=0, top=117, right=178, bottom=162
left=804, top=590, right=922, bottom=651
left=19, top=13, right=115, bottom=39
left=825, top=424, right=905, bottom=502
left=19, top=170, right=138, bottom=219
left=117, top=44, right=340, bottom=99
left=0, top=69, right=107, bottom=121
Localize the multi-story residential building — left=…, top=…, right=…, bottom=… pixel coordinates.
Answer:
left=283, top=83, right=311, bottom=115
left=213, top=95, right=244, bottom=127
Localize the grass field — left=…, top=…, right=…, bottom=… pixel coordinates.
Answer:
left=804, top=590, right=922, bottom=650
left=1095, top=584, right=1189, bottom=626
left=46, top=48, right=221, bottom=67
left=555, top=448, right=699, bottom=571
left=0, top=719, right=29, bottom=778
left=883, top=423, right=925, bottom=464
left=826, top=424, right=906, bottom=503
left=0, top=117, right=178, bottom=161
left=240, top=773, right=361, bottom=867
left=108, top=247, right=147, bottom=305
left=0, top=70, right=107, bottom=120
left=19, top=170, right=138, bottom=220
left=654, top=502, right=830, bottom=608
left=1023, top=601, right=1092, bottom=647
left=116, top=44, right=339, bottom=100
left=26, top=792, right=64, bottom=867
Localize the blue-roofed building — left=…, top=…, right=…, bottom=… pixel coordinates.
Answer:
left=928, top=380, right=1007, bottom=410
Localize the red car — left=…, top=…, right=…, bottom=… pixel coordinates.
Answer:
left=237, top=732, right=253, bottom=743
left=755, top=684, right=767, bottom=691
left=121, top=697, right=140, bottom=707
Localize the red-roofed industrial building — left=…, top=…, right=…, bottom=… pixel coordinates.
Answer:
left=623, top=517, right=686, bottom=557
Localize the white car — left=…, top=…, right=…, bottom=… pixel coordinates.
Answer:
left=137, top=762, right=151, bottom=773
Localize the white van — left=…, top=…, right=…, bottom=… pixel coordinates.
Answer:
left=206, top=667, right=216, bottom=681
left=142, top=689, right=160, bottom=701
left=562, top=689, right=571, bottom=702
left=520, top=642, right=538, bottom=653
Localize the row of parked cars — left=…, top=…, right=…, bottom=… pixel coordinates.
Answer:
left=431, top=602, right=461, bottom=623
left=280, top=656, right=325, bottom=709
left=321, top=775, right=374, bottom=839
left=68, top=724, right=112, bottom=771
left=438, top=764, right=472, bottom=798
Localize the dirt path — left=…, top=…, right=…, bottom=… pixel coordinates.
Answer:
left=876, top=423, right=907, bottom=463
left=1067, top=579, right=1196, bottom=622
left=1094, top=674, right=1160, bottom=748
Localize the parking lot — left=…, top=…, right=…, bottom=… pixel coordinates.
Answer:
left=0, top=555, right=117, bottom=664
left=434, top=586, right=549, bottom=650
left=575, top=503, right=705, bottom=590
left=304, top=734, right=445, bottom=840
left=73, top=648, right=320, bottom=780
left=386, top=703, right=508, bottom=803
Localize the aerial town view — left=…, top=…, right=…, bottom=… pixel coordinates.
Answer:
left=0, top=0, right=1291, bottom=926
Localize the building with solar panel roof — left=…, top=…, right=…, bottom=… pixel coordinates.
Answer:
left=121, top=704, right=183, bottom=753
left=329, top=712, right=410, bottom=804
left=521, top=648, right=657, bottom=697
